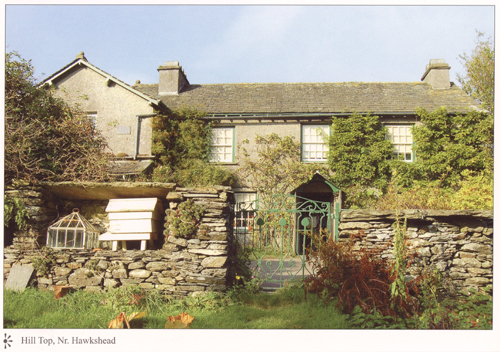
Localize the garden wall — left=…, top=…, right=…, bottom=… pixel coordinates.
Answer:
left=339, top=209, right=493, bottom=293
left=3, top=186, right=235, bottom=296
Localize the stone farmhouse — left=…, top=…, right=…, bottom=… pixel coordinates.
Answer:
left=42, top=52, right=480, bottom=210
left=4, top=53, right=490, bottom=295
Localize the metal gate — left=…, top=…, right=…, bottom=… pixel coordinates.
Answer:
left=234, top=194, right=340, bottom=291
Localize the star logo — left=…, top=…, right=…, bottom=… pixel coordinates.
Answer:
left=3, top=334, right=12, bottom=349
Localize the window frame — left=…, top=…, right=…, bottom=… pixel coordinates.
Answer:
left=86, top=112, right=98, bottom=130
left=209, top=126, right=235, bottom=163
left=385, top=124, right=414, bottom=162
left=233, top=192, right=257, bottom=235
left=301, top=124, right=330, bottom=162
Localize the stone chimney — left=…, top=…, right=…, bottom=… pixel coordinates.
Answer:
left=421, top=59, right=451, bottom=89
left=158, top=61, right=189, bottom=95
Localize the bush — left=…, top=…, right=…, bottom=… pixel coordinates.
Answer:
left=370, top=170, right=493, bottom=210
left=163, top=200, right=206, bottom=240
left=305, top=232, right=419, bottom=319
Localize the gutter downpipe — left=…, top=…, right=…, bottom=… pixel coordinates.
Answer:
left=134, top=114, right=158, bottom=160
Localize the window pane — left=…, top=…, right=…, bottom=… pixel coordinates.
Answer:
left=385, top=124, right=413, bottom=162
left=210, top=127, right=234, bottom=162
left=302, top=125, right=329, bottom=162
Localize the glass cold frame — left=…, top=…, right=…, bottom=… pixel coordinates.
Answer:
left=46, top=209, right=100, bottom=249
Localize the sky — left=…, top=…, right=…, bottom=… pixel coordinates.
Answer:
left=4, top=4, right=495, bottom=87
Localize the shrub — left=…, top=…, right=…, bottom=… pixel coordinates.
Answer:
left=164, top=200, right=206, bottom=240
left=306, top=225, right=420, bottom=320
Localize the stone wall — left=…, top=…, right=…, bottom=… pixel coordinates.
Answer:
left=4, top=186, right=235, bottom=296
left=339, top=209, right=493, bottom=292
left=4, top=181, right=58, bottom=250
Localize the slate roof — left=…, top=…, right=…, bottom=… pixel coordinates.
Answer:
left=134, top=81, right=480, bottom=116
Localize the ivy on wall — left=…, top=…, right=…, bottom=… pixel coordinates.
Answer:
left=149, top=107, right=236, bottom=187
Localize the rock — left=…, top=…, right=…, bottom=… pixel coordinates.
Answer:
left=68, top=269, right=103, bottom=286
left=201, top=257, right=227, bottom=268
left=146, top=262, right=169, bottom=271
left=158, top=277, right=176, bottom=285
left=38, top=277, right=53, bottom=285
left=461, top=243, right=491, bottom=254
left=465, top=277, right=491, bottom=285
left=416, top=247, right=432, bottom=257
left=84, top=286, right=102, bottom=293
left=104, top=279, right=119, bottom=288
left=481, top=261, right=493, bottom=268
left=129, top=269, right=151, bottom=279
left=120, top=278, right=144, bottom=286
left=112, top=269, right=128, bottom=279
left=207, top=244, right=227, bottom=250
left=54, top=267, right=72, bottom=277
left=467, top=268, right=491, bottom=275
left=338, top=222, right=373, bottom=230
left=167, top=236, right=188, bottom=247
left=452, top=258, right=482, bottom=268
left=188, top=249, right=226, bottom=256
left=128, top=261, right=146, bottom=270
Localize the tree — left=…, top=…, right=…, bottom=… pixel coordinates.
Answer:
left=457, top=32, right=495, bottom=115
left=237, top=133, right=325, bottom=197
left=327, top=113, right=394, bottom=190
left=5, top=52, right=110, bottom=184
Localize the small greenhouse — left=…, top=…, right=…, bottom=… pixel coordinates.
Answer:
left=46, top=209, right=100, bottom=249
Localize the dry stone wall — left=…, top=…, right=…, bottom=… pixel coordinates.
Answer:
left=3, top=186, right=235, bottom=296
left=339, top=209, right=493, bottom=292
left=4, top=182, right=58, bottom=250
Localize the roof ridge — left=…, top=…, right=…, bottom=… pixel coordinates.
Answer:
left=135, top=81, right=427, bottom=87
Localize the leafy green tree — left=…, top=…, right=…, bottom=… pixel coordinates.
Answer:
left=327, top=113, right=393, bottom=190
left=150, top=107, right=236, bottom=186
left=410, top=107, right=493, bottom=186
left=5, top=52, right=109, bottom=184
left=457, top=32, right=495, bottom=114
left=237, top=133, right=325, bottom=197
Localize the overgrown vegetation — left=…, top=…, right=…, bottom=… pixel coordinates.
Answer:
left=4, top=195, right=30, bottom=231
left=237, top=133, right=326, bottom=198
left=327, top=113, right=393, bottom=191
left=30, top=247, right=56, bottom=277
left=149, top=107, right=236, bottom=187
left=303, top=219, right=492, bottom=329
left=304, top=232, right=419, bottom=319
left=409, top=107, right=493, bottom=187
left=5, top=52, right=110, bottom=184
left=163, top=200, right=207, bottom=240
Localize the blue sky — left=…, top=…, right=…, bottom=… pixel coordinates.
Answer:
left=5, top=5, right=494, bottom=87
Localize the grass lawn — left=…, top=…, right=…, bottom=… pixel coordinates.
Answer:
left=3, top=285, right=350, bottom=329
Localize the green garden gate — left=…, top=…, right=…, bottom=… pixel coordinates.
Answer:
left=234, top=194, right=340, bottom=291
